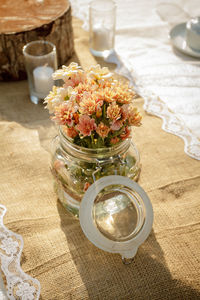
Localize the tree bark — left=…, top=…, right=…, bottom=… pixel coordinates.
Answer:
left=0, top=0, right=74, bottom=81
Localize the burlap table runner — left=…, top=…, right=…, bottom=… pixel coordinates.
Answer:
left=0, top=18, right=200, bottom=299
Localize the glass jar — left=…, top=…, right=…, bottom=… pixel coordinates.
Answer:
left=51, top=127, right=141, bottom=217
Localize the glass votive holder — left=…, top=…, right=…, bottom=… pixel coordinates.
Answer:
left=89, top=0, right=116, bottom=57
left=23, top=40, right=57, bottom=104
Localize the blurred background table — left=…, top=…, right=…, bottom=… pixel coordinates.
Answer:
left=0, top=16, right=200, bottom=299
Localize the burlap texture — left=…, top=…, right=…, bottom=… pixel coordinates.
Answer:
left=0, top=18, right=200, bottom=299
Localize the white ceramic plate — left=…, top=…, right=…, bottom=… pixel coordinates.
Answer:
left=169, top=22, right=200, bottom=58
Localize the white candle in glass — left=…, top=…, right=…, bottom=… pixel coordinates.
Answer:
left=33, top=66, right=54, bottom=98
left=92, top=25, right=112, bottom=51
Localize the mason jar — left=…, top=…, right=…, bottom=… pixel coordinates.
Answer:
left=51, top=126, right=141, bottom=217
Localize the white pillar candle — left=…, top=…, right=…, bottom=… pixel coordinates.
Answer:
left=92, top=26, right=112, bottom=51
left=33, top=66, right=54, bottom=98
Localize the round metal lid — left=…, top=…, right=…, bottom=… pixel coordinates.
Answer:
left=79, top=175, right=153, bottom=260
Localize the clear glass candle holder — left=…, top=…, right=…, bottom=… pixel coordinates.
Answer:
left=23, top=40, right=57, bottom=104
left=89, top=0, right=116, bottom=57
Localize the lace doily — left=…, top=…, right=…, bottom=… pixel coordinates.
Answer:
left=70, top=0, right=200, bottom=161
left=0, top=205, right=40, bottom=300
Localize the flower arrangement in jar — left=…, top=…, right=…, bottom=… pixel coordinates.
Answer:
left=45, top=63, right=142, bottom=216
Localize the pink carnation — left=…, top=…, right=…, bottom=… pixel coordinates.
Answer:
left=76, top=115, right=97, bottom=136
left=120, top=127, right=131, bottom=140
left=79, top=93, right=103, bottom=115
left=121, top=104, right=129, bottom=120
left=110, top=137, right=120, bottom=145
left=52, top=102, right=76, bottom=127
left=107, top=103, right=121, bottom=121
left=64, top=126, right=78, bottom=138
left=96, top=122, right=110, bottom=138
left=128, top=109, right=142, bottom=126
left=110, top=120, right=122, bottom=131
left=79, top=93, right=97, bottom=115
left=121, top=104, right=142, bottom=126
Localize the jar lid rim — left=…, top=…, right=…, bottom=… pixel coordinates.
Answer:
left=79, top=175, right=153, bottom=259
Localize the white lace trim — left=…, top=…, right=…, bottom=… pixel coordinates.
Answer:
left=0, top=205, right=40, bottom=300
left=116, top=63, right=200, bottom=160
left=124, top=52, right=200, bottom=161
left=141, top=89, right=200, bottom=160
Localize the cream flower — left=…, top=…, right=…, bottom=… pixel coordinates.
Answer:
left=44, top=86, right=77, bottom=113
left=52, top=62, right=83, bottom=81
left=44, top=86, right=61, bottom=113
left=56, top=86, right=77, bottom=103
left=87, top=64, right=113, bottom=82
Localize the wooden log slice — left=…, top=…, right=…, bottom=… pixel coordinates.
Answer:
left=0, top=0, right=74, bottom=80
